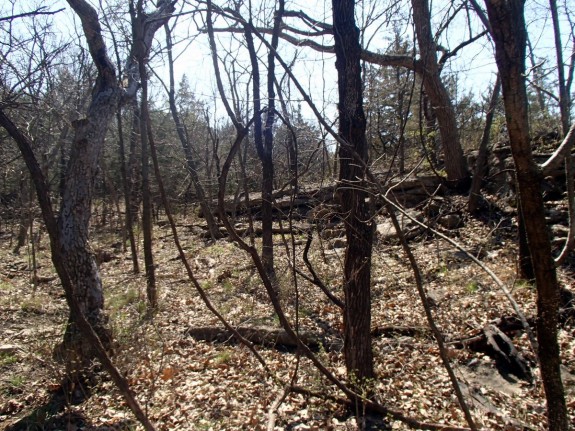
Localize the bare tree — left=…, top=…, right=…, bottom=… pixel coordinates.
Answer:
left=549, top=0, right=572, bottom=136
left=1, top=0, right=175, bottom=371
left=332, top=0, right=375, bottom=385
left=215, top=3, right=482, bottom=185
left=163, top=21, right=222, bottom=240
left=484, top=1, right=568, bottom=429
left=412, top=0, right=469, bottom=187
left=100, top=0, right=140, bottom=273
left=129, top=0, right=157, bottom=309
left=468, top=76, right=501, bottom=214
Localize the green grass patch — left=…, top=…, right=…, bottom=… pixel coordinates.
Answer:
left=0, top=352, right=18, bottom=367
left=465, top=280, right=480, bottom=294
left=7, top=375, right=25, bottom=388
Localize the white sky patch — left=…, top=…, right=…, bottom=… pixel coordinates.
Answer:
left=3, top=0, right=572, bottom=123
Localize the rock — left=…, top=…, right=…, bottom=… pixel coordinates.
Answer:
left=328, top=238, right=346, bottom=249
left=376, top=221, right=396, bottom=242
left=426, top=289, right=446, bottom=306
left=438, top=214, right=462, bottom=229
left=0, top=344, right=21, bottom=354
left=377, top=210, right=422, bottom=242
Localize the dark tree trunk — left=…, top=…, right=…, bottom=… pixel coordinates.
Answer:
left=484, top=1, right=568, bottom=429
left=517, top=202, right=535, bottom=280
left=243, top=0, right=284, bottom=283
left=55, top=0, right=127, bottom=365
left=549, top=0, right=571, bottom=136
left=262, top=0, right=284, bottom=270
left=412, top=0, right=469, bottom=186
left=332, top=0, right=375, bottom=383
left=116, top=105, right=139, bottom=273
left=468, top=76, right=500, bottom=214
left=131, top=3, right=157, bottom=310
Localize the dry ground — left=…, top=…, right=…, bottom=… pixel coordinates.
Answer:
left=0, top=196, right=574, bottom=430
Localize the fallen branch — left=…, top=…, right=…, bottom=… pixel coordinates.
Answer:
left=185, top=326, right=324, bottom=351
left=371, top=325, right=431, bottom=338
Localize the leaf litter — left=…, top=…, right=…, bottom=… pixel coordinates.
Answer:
left=0, top=199, right=574, bottom=430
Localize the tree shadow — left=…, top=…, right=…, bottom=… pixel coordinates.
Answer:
left=5, top=378, right=135, bottom=431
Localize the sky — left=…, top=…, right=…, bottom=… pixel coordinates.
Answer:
left=2, top=0, right=573, bottom=124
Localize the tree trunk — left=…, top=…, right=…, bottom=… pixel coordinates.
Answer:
left=243, top=6, right=282, bottom=283
left=412, top=0, right=469, bottom=187
left=332, top=0, right=375, bottom=384
left=484, top=1, right=568, bottom=429
left=549, top=0, right=571, bottom=136
left=116, top=104, right=140, bottom=273
left=139, top=77, right=156, bottom=309
left=131, top=3, right=157, bottom=310
left=164, top=23, right=221, bottom=241
left=56, top=0, right=126, bottom=365
left=468, top=76, right=500, bottom=214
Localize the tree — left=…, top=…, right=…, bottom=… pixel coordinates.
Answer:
left=468, top=76, right=501, bottom=213
left=549, top=0, right=571, bottom=136
left=164, top=26, right=222, bottom=240
left=1, top=0, right=175, bottom=371
left=229, top=2, right=480, bottom=185
left=100, top=2, right=140, bottom=273
left=412, top=0, right=469, bottom=187
left=242, top=0, right=284, bottom=282
left=484, top=1, right=568, bottom=429
left=364, top=30, right=415, bottom=174
left=332, top=0, right=375, bottom=384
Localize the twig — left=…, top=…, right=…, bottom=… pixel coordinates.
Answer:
left=290, top=386, right=471, bottom=431
left=301, top=230, right=344, bottom=308
left=555, top=152, right=575, bottom=264
left=382, top=195, right=539, bottom=360
left=386, top=206, right=478, bottom=430
left=266, top=385, right=292, bottom=431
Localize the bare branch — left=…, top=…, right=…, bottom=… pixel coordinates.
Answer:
left=205, top=6, right=421, bottom=73
left=439, top=30, right=488, bottom=66
left=541, top=122, right=575, bottom=176
left=65, top=0, right=117, bottom=84
left=283, top=9, right=332, bottom=31
left=0, top=7, right=64, bottom=22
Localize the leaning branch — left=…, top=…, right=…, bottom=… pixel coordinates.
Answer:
left=541, top=122, right=575, bottom=176
left=65, top=0, right=116, bottom=84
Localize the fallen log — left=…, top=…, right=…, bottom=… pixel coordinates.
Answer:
left=449, top=319, right=532, bottom=382
left=185, top=324, right=434, bottom=352
left=197, top=175, right=443, bottom=218
left=185, top=326, right=326, bottom=351
left=371, top=325, right=431, bottom=338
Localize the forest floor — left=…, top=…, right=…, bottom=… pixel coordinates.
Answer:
left=0, top=193, right=574, bottom=430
